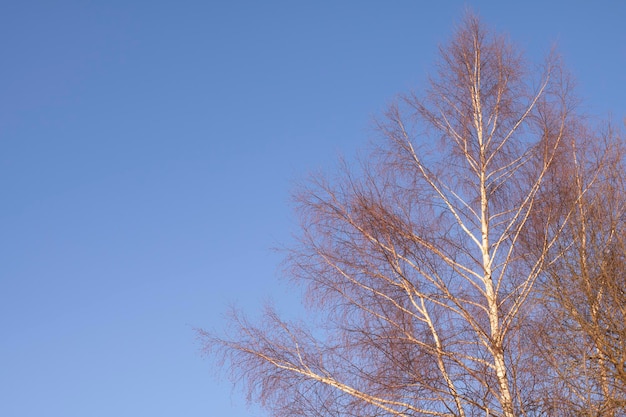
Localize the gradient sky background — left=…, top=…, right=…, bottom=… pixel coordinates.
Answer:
left=1, top=1, right=625, bottom=416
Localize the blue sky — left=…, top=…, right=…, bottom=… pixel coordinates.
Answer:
left=1, top=1, right=624, bottom=416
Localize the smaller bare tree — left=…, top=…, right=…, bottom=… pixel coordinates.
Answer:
left=531, top=125, right=626, bottom=416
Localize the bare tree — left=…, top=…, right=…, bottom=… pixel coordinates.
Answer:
left=203, top=14, right=593, bottom=417
left=531, top=125, right=626, bottom=416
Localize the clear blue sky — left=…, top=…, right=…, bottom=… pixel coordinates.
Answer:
left=1, top=1, right=624, bottom=416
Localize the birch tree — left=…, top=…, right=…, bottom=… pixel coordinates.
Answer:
left=204, top=14, right=588, bottom=417
left=531, top=128, right=626, bottom=416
